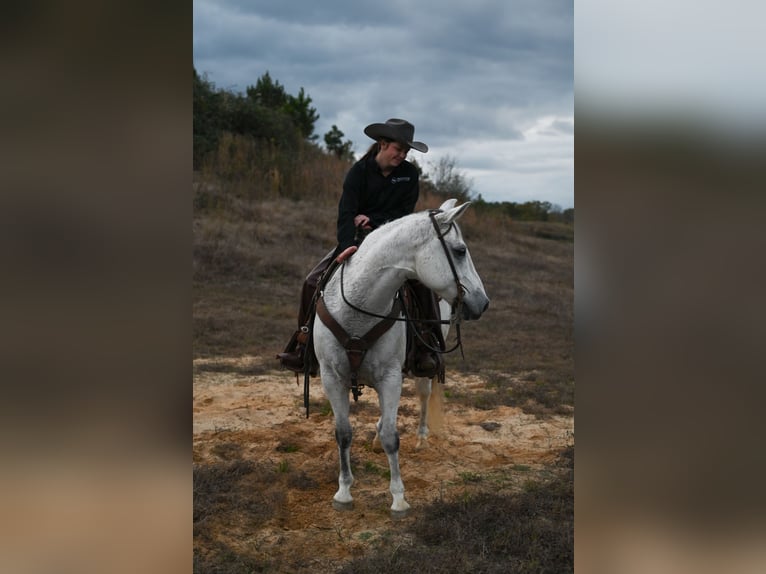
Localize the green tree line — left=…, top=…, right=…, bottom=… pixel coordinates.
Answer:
left=474, top=198, right=574, bottom=224
left=194, top=68, right=323, bottom=168
left=193, top=68, right=572, bottom=222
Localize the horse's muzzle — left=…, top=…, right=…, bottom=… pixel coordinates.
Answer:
left=461, top=295, right=489, bottom=320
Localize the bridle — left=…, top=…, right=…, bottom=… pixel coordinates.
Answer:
left=427, top=209, right=467, bottom=326
left=337, top=209, right=466, bottom=356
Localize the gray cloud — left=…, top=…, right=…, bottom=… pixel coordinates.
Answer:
left=194, top=0, right=573, bottom=207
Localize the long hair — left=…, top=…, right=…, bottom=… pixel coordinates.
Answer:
left=360, top=138, right=394, bottom=161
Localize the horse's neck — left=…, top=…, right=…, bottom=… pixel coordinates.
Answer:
left=335, top=261, right=408, bottom=314
left=326, top=237, right=414, bottom=316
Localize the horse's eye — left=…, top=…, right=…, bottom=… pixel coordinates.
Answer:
left=452, top=244, right=467, bottom=257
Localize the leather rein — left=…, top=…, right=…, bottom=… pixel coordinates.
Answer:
left=339, top=210, right=466, bottom=350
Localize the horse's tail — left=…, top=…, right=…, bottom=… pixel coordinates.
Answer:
left=426, top=377, right=445, bottom=434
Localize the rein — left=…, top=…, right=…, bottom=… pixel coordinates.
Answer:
left=337, top=209, right=466, bottom=356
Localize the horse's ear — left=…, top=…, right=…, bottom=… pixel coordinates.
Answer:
left=438, top=198, right=458, bottom=211
left=434, top=201, right=471, bottom=230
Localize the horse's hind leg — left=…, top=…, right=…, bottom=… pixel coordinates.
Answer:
left=372, top=417, right=383, bottom=453
left=414, top=377, right=432, bottom=448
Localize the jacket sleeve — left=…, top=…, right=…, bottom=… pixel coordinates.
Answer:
left=336, top=163, right=363, bottom=251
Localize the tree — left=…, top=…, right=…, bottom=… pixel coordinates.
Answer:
left=499, top=200, right=557, bottom=221
left=246, top=71, right=287, bottom=109
left=324, top=125, right=354, bottom=160
left=194, top=68, right=321, bottom=166
left=226, top=95, right=300, bottom=147
left=193, top=68, right=226, bottom=168
left=247, top=73, right=318, bottom=141
left=285, top=87, right=319, bottom=141
left=431, top=155, right=474, bottom=202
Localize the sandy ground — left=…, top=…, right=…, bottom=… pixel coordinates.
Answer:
left=193, top=356, right=574, bottom=571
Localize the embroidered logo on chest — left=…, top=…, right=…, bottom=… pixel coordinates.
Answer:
left=390, top=176, right=411, bottom=184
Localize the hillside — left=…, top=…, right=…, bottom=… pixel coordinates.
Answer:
left=192, top=175, right=574, bottom=573
left=193, top=177, right=573, bottom=409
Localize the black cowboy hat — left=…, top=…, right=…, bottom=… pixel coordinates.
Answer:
left=363, top=118, right=428, bottom=153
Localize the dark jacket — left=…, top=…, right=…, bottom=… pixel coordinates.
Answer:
left=336, top=155, right=420, bottom=253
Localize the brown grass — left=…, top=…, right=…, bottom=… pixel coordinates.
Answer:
left=193, top=180, right=573, bottom=416
left=193, top=166, right=573, bottom=573
left=337, top=446, right=573, bottom=574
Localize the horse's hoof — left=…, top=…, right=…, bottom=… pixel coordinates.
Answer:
left=415, top=437, right=428, bottom=450
left=390, top=507, right=411, bottom=520
left=332, top=500, right=354, bottom=511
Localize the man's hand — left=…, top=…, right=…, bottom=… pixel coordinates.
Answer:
left=354, top=214, right=372, bottom=230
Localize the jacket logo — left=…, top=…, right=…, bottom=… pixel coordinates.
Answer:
left=390, top=176, right=411, bottom=184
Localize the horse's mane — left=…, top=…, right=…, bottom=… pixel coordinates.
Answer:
left=360, top=210, right=431, bottom=252
left=350, top=208, right=465, bottom=269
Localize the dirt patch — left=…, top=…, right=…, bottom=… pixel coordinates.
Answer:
left=193, top=356, right=573, bottom=572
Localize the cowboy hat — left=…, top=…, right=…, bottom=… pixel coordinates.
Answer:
left=363, top=118, right=428, bottom=153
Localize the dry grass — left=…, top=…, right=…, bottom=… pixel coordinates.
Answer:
left=193, top=168, right=573, bottom=573
left=337, top=446, right=573, bottom=574
left=200, top=133, right=352, bottom=203
left=193, top=459, right=285, bottom=573
left=193, top=181, right=573, bottom=415
left=193, top=437, right=573, bottom=574
left=193, top=192, right=337, bottom=358
left=438, top=203, right=574, bottom=414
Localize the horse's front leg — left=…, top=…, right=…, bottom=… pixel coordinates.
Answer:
left=376, top=372, right=410, bottom=515
left=321, top=374, right=354, bottom=510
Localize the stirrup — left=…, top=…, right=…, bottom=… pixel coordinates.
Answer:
left=277, top=349, right=305, bottom=372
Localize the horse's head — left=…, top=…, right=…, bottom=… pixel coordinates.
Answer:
left=415, top=199, right=490, bottom=320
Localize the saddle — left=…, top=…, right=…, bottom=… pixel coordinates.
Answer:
left=288, top=246, right=359, bottom=379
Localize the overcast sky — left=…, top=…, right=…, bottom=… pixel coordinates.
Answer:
left=193, top=0, right=574, bottom=208
left=576, top=0, right=766, bottom=132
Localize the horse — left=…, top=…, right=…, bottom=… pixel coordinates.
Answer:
left=313, top=199, right=489, bottom=514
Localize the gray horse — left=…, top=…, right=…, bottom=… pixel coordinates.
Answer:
left=313, top=199, right=489, bottom=514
